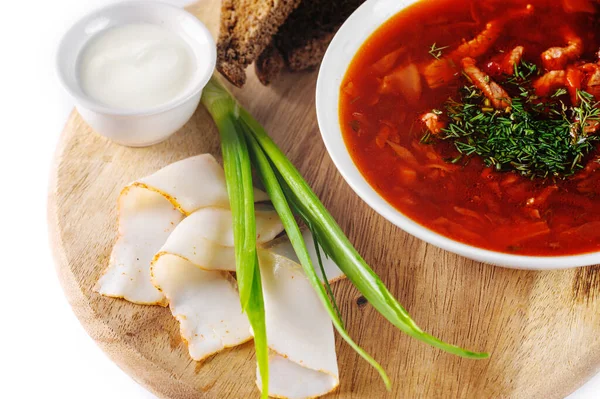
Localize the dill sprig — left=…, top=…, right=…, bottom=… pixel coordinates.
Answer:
left=428, top=43, right=450, bottom=60
left=506, top=60, right=539, bottom=85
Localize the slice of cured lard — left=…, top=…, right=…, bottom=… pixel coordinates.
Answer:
left=257, top=251, right=341, bottom=399
left=95, top=154, right=268, bottom=305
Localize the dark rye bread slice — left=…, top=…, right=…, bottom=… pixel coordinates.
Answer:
left=255, top=0, right=365, bottom=85
left=217, top=0, right=302, bottom=87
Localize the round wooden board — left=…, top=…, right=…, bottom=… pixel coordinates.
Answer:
left=48, top=1, right=600, bottom=398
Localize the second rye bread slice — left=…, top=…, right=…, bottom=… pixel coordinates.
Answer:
left=217, top=0, right=301, bottom=87
left=255, top=0, right=365, bottom=85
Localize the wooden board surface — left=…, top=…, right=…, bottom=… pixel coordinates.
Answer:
left=48, top=1, right=600, bottom=398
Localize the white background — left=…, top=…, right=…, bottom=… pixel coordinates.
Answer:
left=0, top=0, right=599, bottom=397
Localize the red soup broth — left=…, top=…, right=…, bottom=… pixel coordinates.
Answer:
left=340, top=0, right=600, bottom=255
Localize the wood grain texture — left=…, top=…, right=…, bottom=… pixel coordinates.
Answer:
left=48, top=1, right=600, bottom=398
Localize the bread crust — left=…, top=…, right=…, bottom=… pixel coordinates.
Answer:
left=255, top=43, right=286, bottom=85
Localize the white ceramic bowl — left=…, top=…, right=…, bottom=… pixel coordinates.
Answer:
left=56, top=1, right=216, bottom=147
left=316, top=0, right=599, bottom=270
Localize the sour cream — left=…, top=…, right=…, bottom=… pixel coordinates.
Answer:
left=78, top=23, right=195, bottom=110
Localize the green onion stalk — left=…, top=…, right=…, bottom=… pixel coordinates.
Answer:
left=201, top=84, right=269, bottom=398
left=201, top=76, right=488, bottom=394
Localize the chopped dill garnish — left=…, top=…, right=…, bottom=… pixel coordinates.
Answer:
left=428, top=43, right=450, bottom=60
left=515, top=60, right=538, bottom=80
left=505, top=60, right=539, bottom=87
left=432, top=83, right=600, bottom=178
left=573, top=90, right=600, bottom=142
left=552, top=88, right=568, bottom=98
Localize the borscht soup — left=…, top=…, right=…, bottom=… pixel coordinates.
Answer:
left=340, top=0, right=600, bottom=256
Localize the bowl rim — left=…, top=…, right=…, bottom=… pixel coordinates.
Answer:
left=55, top=0, right=216, bottom=117
left=315, top=0, right=600, bottom=270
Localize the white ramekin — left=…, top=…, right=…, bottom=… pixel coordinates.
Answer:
left=316, top=0, right=600, bottom=270
left=56, top=1, right=216, bottom=147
